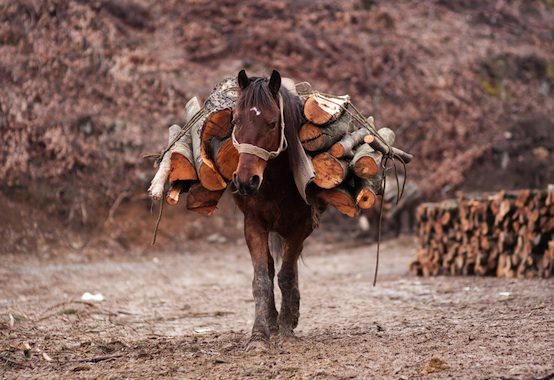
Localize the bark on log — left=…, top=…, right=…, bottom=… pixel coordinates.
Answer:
left=312, top=152, right=349, bottom=189
left=303, top=94, right=349, bottom=125
left=299, top=114, right=354, bottom=152
left=186, top=183, right=225, bottom=216
left=316, top=186, right=359, bottom=217
left=169, top=121, right=197, bottom=183
left=350, top=128, right=395, bottom=179
left=148, top=125, right=180, bottom=200
left=211, top=137, right=239, bottom=181
left=329, top=128, right=371, bottom=158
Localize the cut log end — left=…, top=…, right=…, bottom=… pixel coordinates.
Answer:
left=166, top=186, right=182, bottom=205
left=356, top=188, right=376, bottom=209
left=169, top=153, right=197, bottom=182
left=303, top=96, right=333, bottom=125
left=363, top=135, right=375, bottom=144
left=352, top=156, right=379, bottom=179
left=312, top=153, right=348, bottom=189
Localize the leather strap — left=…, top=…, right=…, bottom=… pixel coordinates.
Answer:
left=232, top=94, right=288, bottom=161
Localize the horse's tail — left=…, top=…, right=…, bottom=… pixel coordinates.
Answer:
left=269, top=232, right=284, bottom=263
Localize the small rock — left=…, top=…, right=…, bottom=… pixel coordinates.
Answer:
left=206, top=233, right=227, bottom=244
left=81, top=292, right=105, bottom=302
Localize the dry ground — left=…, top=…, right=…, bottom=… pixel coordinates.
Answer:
left=1, top=237, right=553, bottom=379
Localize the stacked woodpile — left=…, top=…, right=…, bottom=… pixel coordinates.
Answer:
left=410, top=189, right=554, bottom=278
left=148, top=79, right=412, bottom=218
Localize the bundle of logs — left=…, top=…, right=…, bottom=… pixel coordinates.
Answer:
left=410, top=188, right=554, bottom=278
left=149, top=79, right=412, bottom=218
left=299, top=92, right=411, bottom=217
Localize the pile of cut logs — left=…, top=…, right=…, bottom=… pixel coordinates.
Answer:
left=149, top=79, right=412, bottom=218
left=410, top=188, right=554, bottom=278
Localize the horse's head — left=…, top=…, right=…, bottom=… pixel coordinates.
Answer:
left=232, top=69, right=285, bottom=195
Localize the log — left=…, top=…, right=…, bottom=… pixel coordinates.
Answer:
left=303, top=94, right=349, bottom=125
left=316, top=186, right=358, bottom=217
left=186, top=183, right=225, bottom=216
left=367, top=129, right=413, bottom=164
left=354, top=175, right=382, bottom=209
left=363, top=135, right=376, bottom=145
left=190, top=101, right=227, bottom=191
left=312, top=152, right=349, bottom=189
left=299, top=114, right=354, bottom=152
left=201, top=109, right=233, bottom=142
left=350, top=127, right=395, bottom=179
left=169, top=153, right=197, bottom=183
left=329, top=128, right=371, bottom=158
left=166, top=182, right=184, bottom=205
left=169, top=121, right=197, bottom=183
left=211, top=137, right=239, bottom=181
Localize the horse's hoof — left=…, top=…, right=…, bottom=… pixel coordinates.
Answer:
left=246, top=338, right=269, bottom=353
left=278, top=330, right=301, bottom=343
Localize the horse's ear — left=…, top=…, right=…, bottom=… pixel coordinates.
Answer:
left=238, top=70, right=249, bottom=90
left=268, top=70, right=281, bottom=97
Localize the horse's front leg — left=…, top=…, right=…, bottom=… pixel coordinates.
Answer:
left=244, top=217, right=276, bottom=350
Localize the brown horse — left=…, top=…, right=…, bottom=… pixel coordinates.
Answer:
left=231, top=69, right=318, bottom=350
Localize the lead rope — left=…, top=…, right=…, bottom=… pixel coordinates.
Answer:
left=151, top=196, right=164, bottom=245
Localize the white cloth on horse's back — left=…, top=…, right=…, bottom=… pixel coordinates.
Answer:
left=282, top=77, right=315, bottom=204
left=286, top=117, right=315, bottom=204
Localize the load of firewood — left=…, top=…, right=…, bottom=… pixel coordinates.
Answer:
left=296, top=83, right=412, bottom=217
left=410, top=188, right=554, bottom=279
left=148, top=78, right=412, bottom=217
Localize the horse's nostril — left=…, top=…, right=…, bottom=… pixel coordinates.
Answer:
left=249, top=175, right=260, bottom=189
left=232, top=172, right=239, bottom=187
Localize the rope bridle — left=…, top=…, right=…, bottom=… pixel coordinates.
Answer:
left=231, top=94, right=288, bottom=161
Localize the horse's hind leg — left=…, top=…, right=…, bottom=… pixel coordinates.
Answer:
left=277, top=237, right=304, bottom=337
left=267, top=253, right=279, bottom=335
left=244, top=218, right=274, bottom=349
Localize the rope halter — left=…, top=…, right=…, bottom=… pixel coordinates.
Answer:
left=231, top=94, right=288, bottom=161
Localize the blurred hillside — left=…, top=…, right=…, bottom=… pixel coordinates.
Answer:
left=1, top=0, right=553, bottom=253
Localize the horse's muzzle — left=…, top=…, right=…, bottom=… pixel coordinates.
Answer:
left=233, top=172, right=261, bottom=196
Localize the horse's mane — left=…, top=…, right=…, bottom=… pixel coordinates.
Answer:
left=237, top=76, right=304, bottom=134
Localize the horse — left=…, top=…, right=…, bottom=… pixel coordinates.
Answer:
left=231, top=69, right=319, bottom=350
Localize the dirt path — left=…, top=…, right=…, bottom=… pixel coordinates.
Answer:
left=1, top=237, right=553, bottom=379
